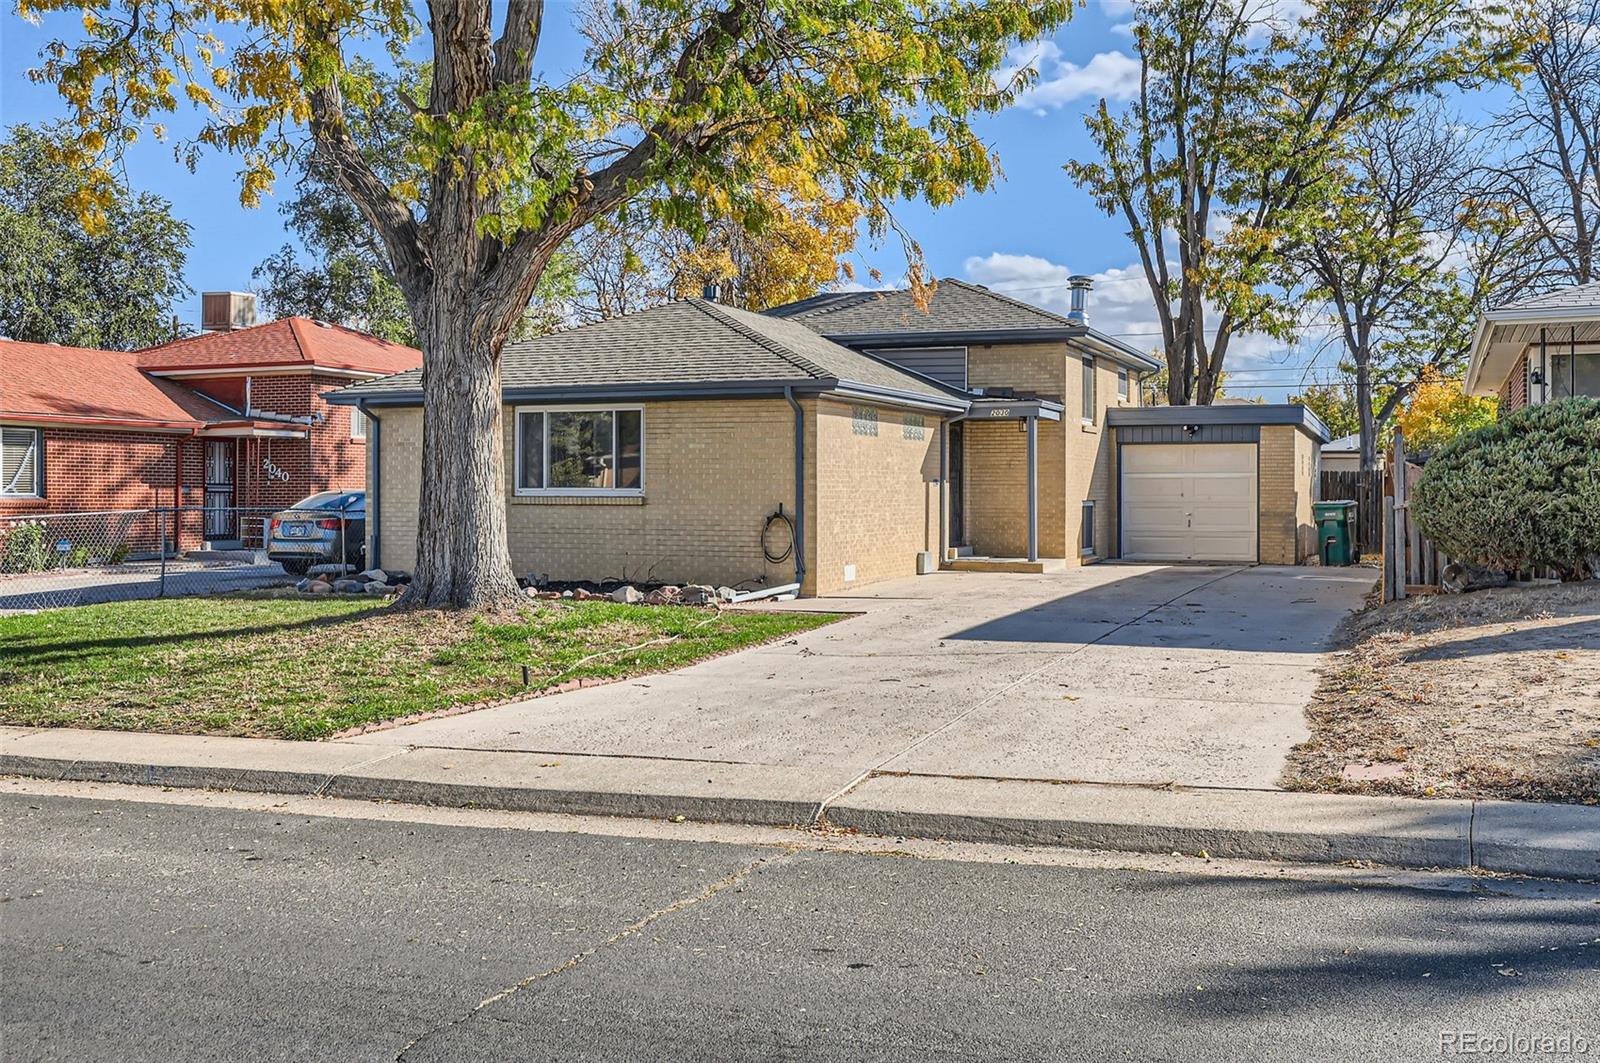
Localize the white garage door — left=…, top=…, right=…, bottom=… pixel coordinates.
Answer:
left=1120, top=443, right=1257, bottom=562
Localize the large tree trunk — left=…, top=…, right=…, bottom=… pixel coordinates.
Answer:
left=404, top=299, right=525, bottom=609
left=1355, top=354, right=1378, bottom=472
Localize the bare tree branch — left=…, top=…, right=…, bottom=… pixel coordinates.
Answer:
left=306, top=80, right=429, bottom=300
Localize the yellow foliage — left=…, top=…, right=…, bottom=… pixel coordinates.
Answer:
left=1396, top=367, right=1498, bottom=451
left=674, top=156, right=859, bottom=311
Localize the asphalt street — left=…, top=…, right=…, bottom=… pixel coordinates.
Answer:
left=2, top=788, right=1597, bottom=1062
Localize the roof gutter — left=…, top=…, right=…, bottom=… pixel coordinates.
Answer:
left=0, top=412, right=205, bottom=433
left=328, top=378, right=970, bottom=414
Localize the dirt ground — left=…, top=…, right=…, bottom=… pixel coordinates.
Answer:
left=1283, top=581, right=1600, bottom=804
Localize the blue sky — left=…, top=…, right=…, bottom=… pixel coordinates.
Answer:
left=0, top=3, right=1495, bottom=397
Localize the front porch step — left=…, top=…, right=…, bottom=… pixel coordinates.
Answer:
left=944, top=556, right=1068, bottom=574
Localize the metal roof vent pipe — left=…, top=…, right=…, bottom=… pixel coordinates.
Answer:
left=701, top=282, right=718, bottom=301
left=1067, top=275, right=1092, bottom=324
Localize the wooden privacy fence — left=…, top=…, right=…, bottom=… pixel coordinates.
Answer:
left=1319, top=468, right=1382, bottom=554
left=1382, top=431, right=1448, bottom=601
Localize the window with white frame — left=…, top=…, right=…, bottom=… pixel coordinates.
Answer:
left=1, top=427, right=41, bottom=497
left=1080, top=500, right=1095, bottom=554
left=515, top=407, right=643, bottom=494
left=351, top=407, right=368, bottom=440
left=1117, top=368, right=1130, bottom=401
left=1081, top=356, right=1097, bottom=422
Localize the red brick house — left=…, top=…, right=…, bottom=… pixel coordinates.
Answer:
left=1, top=295, right=421, bottom=550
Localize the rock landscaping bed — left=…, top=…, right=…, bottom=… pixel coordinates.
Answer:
left=1283, top=582, right=1600, bottom=804
left=0, top=594, right=839, bottom=739
left=294, top=568, right=762, bottom=608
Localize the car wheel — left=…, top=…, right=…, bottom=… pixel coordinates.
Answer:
left=280, top=559, right=311, bottom=576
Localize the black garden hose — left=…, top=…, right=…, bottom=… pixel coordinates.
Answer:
left=762, top=505, right=795, bottom=565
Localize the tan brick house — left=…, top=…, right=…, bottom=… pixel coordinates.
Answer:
left=335, top=280, right=1327, bottom=596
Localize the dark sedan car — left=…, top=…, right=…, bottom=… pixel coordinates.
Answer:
left=266, top=490, right=366, bottom=576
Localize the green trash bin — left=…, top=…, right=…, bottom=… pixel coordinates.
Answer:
left=1314, top=500, right=1359, bottom=566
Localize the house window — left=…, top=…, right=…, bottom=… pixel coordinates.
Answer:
left=1081, top=356, right=1097, bottom=422
left=1, top=427, right=41, bottom=497
left=514, top=406, right=644, bottom=495
left=351, top=408, right=368, bottom=440
left=1080, top=500, right=1095, bottom=554
left=903, top=413, right=926, bottom=441
left=852, top=406, right=879, bottom=436
left=1117, top=368, right=1130, bottom=401
left=1550, top=353, right=1600, bottom=400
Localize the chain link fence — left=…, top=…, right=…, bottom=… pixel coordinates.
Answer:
left=0, top=502, right=363, bottom=611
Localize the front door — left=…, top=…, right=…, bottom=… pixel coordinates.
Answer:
left=204, top=440, right=237, bottom=541
left=948, top=422, right=965, bottom=547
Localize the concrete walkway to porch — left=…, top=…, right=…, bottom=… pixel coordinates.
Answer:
left=342, top=563, right=1376, bottom=792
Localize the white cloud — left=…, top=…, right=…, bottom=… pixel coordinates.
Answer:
left=1000, top=43, right=1142, bottom=111
left=961, top=251, right=1289, bottom=377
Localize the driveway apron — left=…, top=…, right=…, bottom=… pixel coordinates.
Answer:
left=343, top=565, right=1375, bottom=794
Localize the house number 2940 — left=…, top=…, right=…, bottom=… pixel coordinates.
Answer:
left=262, top=459, right=290, bottom=482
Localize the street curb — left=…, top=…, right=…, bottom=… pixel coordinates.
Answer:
left=2, top=740, right=1595, bottom=881
left=318, top=773, right=819, bottom=827
left=823, top=798, right=1472, bottom=869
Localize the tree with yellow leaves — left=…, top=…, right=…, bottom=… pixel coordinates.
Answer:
left=18, top=0, right=1070, bottom=607
left=1396, top=367, right=1498, bottom=453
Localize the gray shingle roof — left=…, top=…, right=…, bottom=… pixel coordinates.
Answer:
left=765, top=278, right=1162, bottom=372
left=766, top=278, right=1071, bottom=335
left=330, top=299, right=967, bottom=408
left=1490, top=281, right=1600, bottom=313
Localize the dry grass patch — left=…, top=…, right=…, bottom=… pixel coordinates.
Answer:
left=1283, top=582, right=1600, bottom=804
left=0, top=594, right=839, bottom=739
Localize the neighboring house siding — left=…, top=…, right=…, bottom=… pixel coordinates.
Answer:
left=0, top=428, right=189, bottom=515
left=810, top=397, right=943, bottom=595
left=1499, top=352, right=1528, bottom=414
left=0, top=427, right=208, bottom=550
left=217, top=373, right=367, bottom=513
left=1258, top=425, right=1318, bottom=564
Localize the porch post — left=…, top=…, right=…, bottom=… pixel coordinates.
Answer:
left=1026, top=415, right=1038, bottom=563
left=938, top=419, right=948, bottom=564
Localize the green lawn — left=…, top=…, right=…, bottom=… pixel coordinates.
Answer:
left=0, top=595, right=838, bottom=739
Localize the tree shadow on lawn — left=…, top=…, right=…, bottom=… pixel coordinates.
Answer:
left=0, top=597, right=384, bottom=669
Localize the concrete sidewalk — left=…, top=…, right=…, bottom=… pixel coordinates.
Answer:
left=3, top=726, right=1595, bottom=880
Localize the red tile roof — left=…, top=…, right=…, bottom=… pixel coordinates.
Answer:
left=1, top=340, right=232, bottom=429
left=137, top=317, right=423, bottom=374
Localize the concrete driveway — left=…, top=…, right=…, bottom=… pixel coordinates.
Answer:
left=347, top=564, right=1375, bottom=794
